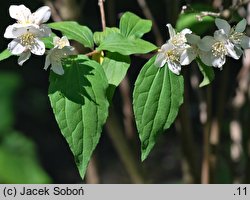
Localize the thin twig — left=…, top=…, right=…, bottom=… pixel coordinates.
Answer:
left=196, top=0, right=250, bottom=21
left=85, top=50, right=100, bottom=57
left=97, top=0, right=145, bottom=183
left=119, top=77, right=136, bottom=139
left=98, top=0, right=106, bottom=30
left=210, top=66, right=229, bottom=183
left=178, top=82, right=200, bottom=183
left=201, top=86, right=212, bottom=184
left=196, top=11, right=221, bottom=21
left=137, top=0, right=164, bottom=46
left=85, top=156, right=100, bottom=183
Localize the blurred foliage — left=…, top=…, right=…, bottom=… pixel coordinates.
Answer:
left=0, top=72, right=51, bottom=183
left=0, top=131, right=51, bottom=183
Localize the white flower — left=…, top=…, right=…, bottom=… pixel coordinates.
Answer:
left=44, top=36, right=75, bottom=75
left=4, top=5, right=52, bottom=41
left=198, top=29, right=239, bottom=69
left=7, top=5, right=51, bottom=27
left=5, top=26, right=49, bottom=65
left=155, top=43, right=183, bottom=75
left=184, top=33, right=213, bottom=67
left=154, top=24, right=194, bottom=75
left=215, top=18, right=250, bottom=56
left=167, top=24, right=192, bottom=48
left=4, top=5, right=52, bottom=65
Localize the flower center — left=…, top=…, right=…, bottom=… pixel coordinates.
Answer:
left=170, top=33, right=187, bottom=47
left=20, top=33, right=35, bottom=47
left=230, top=32, right=244, bottom=44
left=212, top=42, right=227, bottom=58
left=165, top=49, right=180, bottom=62
left=56, top=40, right=68, bottom=49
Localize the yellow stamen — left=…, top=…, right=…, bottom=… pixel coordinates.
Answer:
left=20, top=32, right=35, bottom=47
left=212, top=42, right=227, bottom=58
left=170, top=33, right=187, bottom=47
left=165, top=49, right=180, bottom=62
left=230, top=32, right=245, bottom=44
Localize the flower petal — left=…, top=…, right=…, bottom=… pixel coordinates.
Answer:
left=166, top=24, right=176, bottom=38
left=51, top=60, right=64, bottom=75
left=241, top=35, right=250, bottom=49
left=186, top=34, right=201, bottom=45
left=4, top=25, right=16, bottom=39
left=211, top=56, right=226, bottom=69
left=234, top=46, right=244, bottom=58
left=60, top=36, right=70, bottom=47
left=226, top=43, right=240, bottom=60
left=18, top=51, right=31, bottom=66
left=235, top=19, right=247, bottom=33
left=180, top=47, right=197, bottom=65
left=53, top=36, right=61, bottom=46
left=61, top=46, right=75, bottom=55
left=9, top=5, right=31, bottom=22
left=161, top=43, right=174, bottom=51
left=36, top=25, right=52, bottom=37
left=44, top=53, right=52, bottom=70
left=30, top=39, right=45, bottom=55
left=155, top=53, right=166, bottom=68
left=168, top=61, right=181, bottom=75
left=198, top=36, right=215, bottom=51
left=4, top=24, right=31, bottom=38
left=199, top=51, right=213, bottom=66
left=214, top=29, right=227, bottom=42
left=180, top=28, right=192, bottom=36
left=215, top=18, right=231, bottom=35
left=32, top=6, right=51, bottom=24
left=8, top=39, right=26, bottom=55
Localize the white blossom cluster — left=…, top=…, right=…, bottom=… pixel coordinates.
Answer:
left=3, top=5, right=74, bottom=75
left=155, top=18, right=250, bottom=75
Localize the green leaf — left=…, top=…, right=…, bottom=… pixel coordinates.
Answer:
left=41, top=33, right=57, bottom=49
left=49, top=55, right=109, bottom=179
left=41, top=37, right=54, bottom=49
left=0, top=49, right=12, bottom=62
left=102, top=52, right=130, bottom=86
left=49, top=55, right=91, bottom=105
left=48, top=21, right=94, bottom=48
left=102, top=52, right=131, bottom=101
left=196, top=58, right=215, bottom=87
left=133, top=56, right=184, bottom=161
left=94, top=27, right=120, bottom=46
left=97, top=33, right=157, bottom=55
left=0, top=131, right=51, bottom=183
left=120, top=12, right=152, bottom=38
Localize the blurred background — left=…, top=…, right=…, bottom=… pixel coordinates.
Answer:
left=0, top=0, right=250, bottom=183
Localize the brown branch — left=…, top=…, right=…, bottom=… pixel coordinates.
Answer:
left=85, top=50, right=100, bottom=57
left=201, top=86, right=212, bottom=184
left=119, top=77, right=136, bottom=139
left=85, top=156, right=100, bottom=183
left=98, top=0, right=106, bottom=30
left=137, top=0, right=164, bottom=46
